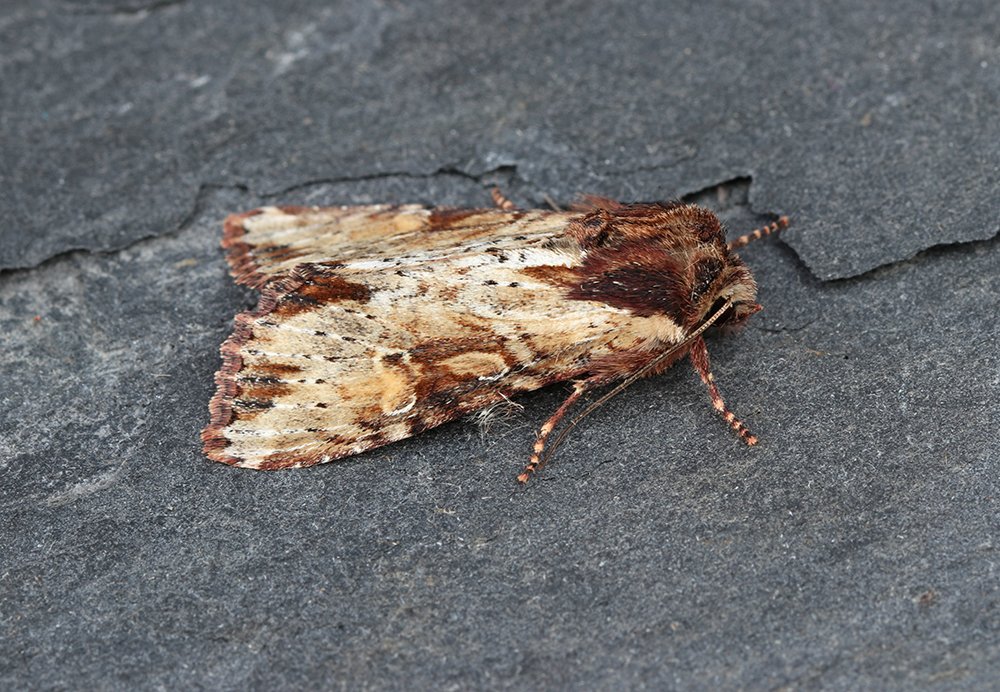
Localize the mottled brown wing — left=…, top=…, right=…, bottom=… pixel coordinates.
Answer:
left=203, top=207, right=682, bottom=469
left=222, top=204, right=578, bottom=288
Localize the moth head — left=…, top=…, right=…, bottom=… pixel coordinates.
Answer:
left=690, top=254, right=760, bottom=332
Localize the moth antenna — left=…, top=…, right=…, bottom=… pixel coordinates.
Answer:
left=490, top=187, right=517, bottom=211
left=727, top=215, right=790, bottom=250
left=518, top=298, right=735, bottom=484
left=543, top=193, right=563, bottom=211
left=688, top=336, right=758, bottom=445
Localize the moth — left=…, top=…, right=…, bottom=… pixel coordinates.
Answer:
left=202, top=189, right=788, bottom=482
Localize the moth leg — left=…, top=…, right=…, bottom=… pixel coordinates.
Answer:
left=490, top=187, right=517, bottom=211
left=727, top=215, right=790, bottom=250
left=688, top=336, right=758, bottom=445
left=517, top=380, right=589, bottom=484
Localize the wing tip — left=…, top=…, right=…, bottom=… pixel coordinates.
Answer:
left=222, top=209, right=271, bottom=288
left=206, top=207, right=368, bottom=471
left=202, top=280, right=261, bottom=469
left=201, top=278, right=338, bottom=471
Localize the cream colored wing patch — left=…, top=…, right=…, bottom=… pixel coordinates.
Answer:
left=223, top=205, right=579, bottom=287
left=203, top=230, right=678, bottom=469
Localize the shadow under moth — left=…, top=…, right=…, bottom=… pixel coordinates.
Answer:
left=202, top=189, right=788, bottom=482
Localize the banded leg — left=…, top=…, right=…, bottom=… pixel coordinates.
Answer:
left=491, top=187, right=517, bottom=211
left=728, top=215, right=790, bottom=250
left=688, top=337, right=758, bottom=445
left=517, top=381, right=588, bottom=484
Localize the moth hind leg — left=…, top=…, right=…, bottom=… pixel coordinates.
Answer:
left=492, top=187, right=563, bottom=211
left=517, top=380, right=589, bottom=484
left=688, top=336, right=758, bottom=445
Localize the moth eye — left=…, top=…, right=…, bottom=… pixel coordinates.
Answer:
left=691, top=257, right=724, bottom=303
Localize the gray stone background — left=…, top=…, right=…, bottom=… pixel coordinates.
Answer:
left=2, top=0, right=998, bottom=688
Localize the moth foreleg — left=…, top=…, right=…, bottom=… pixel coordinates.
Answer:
left=517, top=380, right=590, bottom=484
left=688, top=336, right=758, bottom=445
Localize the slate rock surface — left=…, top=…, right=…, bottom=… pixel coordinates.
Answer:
left=2, top=1, right=998, bottom=689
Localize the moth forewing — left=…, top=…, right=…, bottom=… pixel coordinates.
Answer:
left=203, top=197, right=786, bottom=480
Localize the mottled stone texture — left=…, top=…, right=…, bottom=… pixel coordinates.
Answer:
left=1, top=1, right=997, bottom=689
